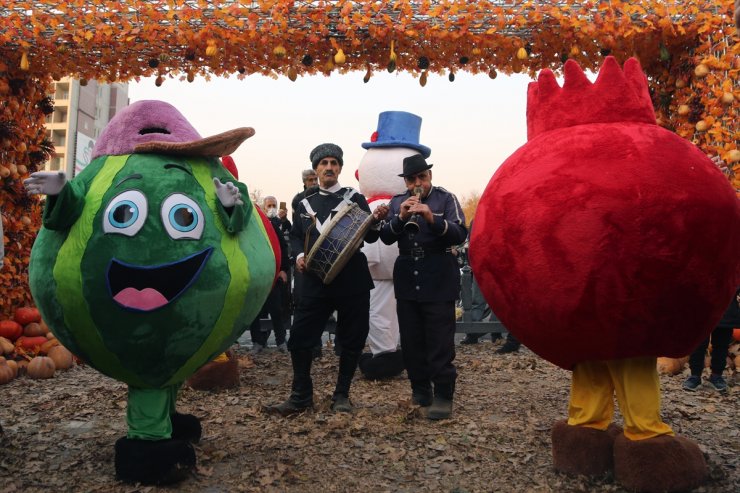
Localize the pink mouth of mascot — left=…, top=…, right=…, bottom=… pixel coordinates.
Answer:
left=108, top=247, right=213, bottom=312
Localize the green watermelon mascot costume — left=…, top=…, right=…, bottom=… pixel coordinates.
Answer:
left=470, top=58, right=740, bottom=492
left=24, top=100, right=277, bottom=484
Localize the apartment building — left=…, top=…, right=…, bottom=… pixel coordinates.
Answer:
left=46, top=78, right=129, bottom=176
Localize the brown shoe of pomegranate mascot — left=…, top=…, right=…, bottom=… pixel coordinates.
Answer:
left=115, top=437, right=196, bottom=485
left=186, top=349, right=239, bottom=391
left=613, top=434, right=707, bottom=493
left=552, top=420, right=623, bottom=477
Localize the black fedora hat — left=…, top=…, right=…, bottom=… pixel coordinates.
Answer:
left=398, top=154, right=433, bottom=177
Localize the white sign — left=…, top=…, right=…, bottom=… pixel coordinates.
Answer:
left=74, top=132, right=96, bottom=175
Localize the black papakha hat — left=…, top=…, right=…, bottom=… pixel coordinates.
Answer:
left=310, top=143, right=344, bottom=169
left=398, top=154, right=433, bottom=177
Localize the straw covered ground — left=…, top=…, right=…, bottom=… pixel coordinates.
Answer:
left=1, top=341, right=738, bottom=493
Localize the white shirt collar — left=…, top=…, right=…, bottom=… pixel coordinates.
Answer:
left=320, top=182, right=342, bottom=194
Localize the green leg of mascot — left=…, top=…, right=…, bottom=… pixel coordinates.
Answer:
left=115, top=385, right=202, bottom=485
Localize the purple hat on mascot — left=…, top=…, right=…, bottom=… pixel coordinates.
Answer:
left=362, top=111, right=431, bottom=158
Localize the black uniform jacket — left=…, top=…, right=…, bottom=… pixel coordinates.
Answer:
left=290, top=184, right=379, bottom=297
left=380, top=186, right=467, bottom=302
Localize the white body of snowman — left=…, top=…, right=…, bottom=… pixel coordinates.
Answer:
left=356, top=111, right=432, bottom=380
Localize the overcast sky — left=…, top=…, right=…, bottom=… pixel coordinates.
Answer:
left=128, top=69, right=532, bottom=211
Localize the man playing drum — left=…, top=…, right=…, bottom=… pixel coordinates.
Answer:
left=268, top=143, right=388, bottom=414
left=380, top=154, right=467, bottom=420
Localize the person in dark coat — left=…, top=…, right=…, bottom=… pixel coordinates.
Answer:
left=380, top=154, right=467, bottom=420
left=268, top=143, right=388, bottom=414
left=248, top=196, right=290, bottom=353
left=290, top=170, right=318, bottom=318
left=683, top=286, right=740, bottom=392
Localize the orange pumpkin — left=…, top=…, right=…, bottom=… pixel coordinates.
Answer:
left=657, top=356, right=688, bottom=375
left=15, top=335, right=49, bottom=351
left=23, top=322, right=47, bottom=337
left=0, top=357, right=15, bottom=384
left=0, top=336, right=14, bottom=354
left=0, top=320, right=23, bottom=341
left=27, top=356, right=55, bottom=379
left=47, top=345, right=73, bottom=370
left=733, top=328, right=740, bottom=342
left=5, top=359, right=18, bottom=377
left=39, top=337, right=60, bottom=354
left=14, top=307, right=41, bottom=326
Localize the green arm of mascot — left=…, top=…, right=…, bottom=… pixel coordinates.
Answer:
left=24, top=100, right=277, bottom=485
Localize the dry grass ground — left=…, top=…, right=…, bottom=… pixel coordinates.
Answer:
left=1, top=341, right=737, bottom=493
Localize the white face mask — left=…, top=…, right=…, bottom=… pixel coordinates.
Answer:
left=265, top=207, right=278, bottom=218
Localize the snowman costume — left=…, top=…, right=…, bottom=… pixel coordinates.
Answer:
left=357, top=111, right=431, bottom=380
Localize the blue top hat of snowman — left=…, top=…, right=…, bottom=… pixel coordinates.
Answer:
left=362, top=111, right=431, bottom=158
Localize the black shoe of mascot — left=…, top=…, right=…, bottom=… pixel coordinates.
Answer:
left=170, top=412, right=202, bottom=443
left=359, top=350, right=405, bottom=380
left=115, top=437, right=196, bottom=485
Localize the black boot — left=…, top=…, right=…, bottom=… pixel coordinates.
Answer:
left=266, top=348, right=314, bottom=416
left=460, top=333, right=482, bottom=345
left=332, top=349, right=361, bottom=412
left=358, top=350, right=405, bottom=380
left=496, top=334, right=521, bottom=354
left=411, top=380, right=433, bottom=407
left=427, top=382, right=455, bottom=420
left=170, top=412, right=202, bottom=443
left=115, top=436, right=196, bottom=485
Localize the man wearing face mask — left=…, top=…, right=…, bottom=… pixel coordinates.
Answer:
left=265, top=195, right=292, bottom=243
left=265, top=196, right=293, bottom=322
left=248, top=196, right=290, bottom=353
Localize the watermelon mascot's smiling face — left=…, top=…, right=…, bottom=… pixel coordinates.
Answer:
left=470, top=58, right=740, bottom=370
left=29, top=101, right=276, bottom=388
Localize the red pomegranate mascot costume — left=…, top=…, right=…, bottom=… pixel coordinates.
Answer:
left=470, top=57, right=740, bottom=492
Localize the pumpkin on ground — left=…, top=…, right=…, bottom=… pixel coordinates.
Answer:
left=48, top=345, right=74, bottom=370
left=5, top=359, right=18, bottom=377
left=656, top=356, right=688, bottom=375
left=27, top=356, right=55, bottom=379
left=0, top=357, right=16, bottom=384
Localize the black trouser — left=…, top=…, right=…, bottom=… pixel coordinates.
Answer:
left=396, top=299, right=457, bottom=399
left=287, top=292, right=370, bottom=353
left=249, top=282, right=286, bottom=346
left=688, top=326, right=733, bottom=376
left=281, top=268, right=293, bottom=320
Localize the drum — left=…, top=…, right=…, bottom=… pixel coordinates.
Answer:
left=305, top=202, right=374, bottom=284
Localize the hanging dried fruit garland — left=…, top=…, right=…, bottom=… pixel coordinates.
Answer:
left=0, top=0, right=737, bottom=317
left=0, top=66, right=51, bottom=317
